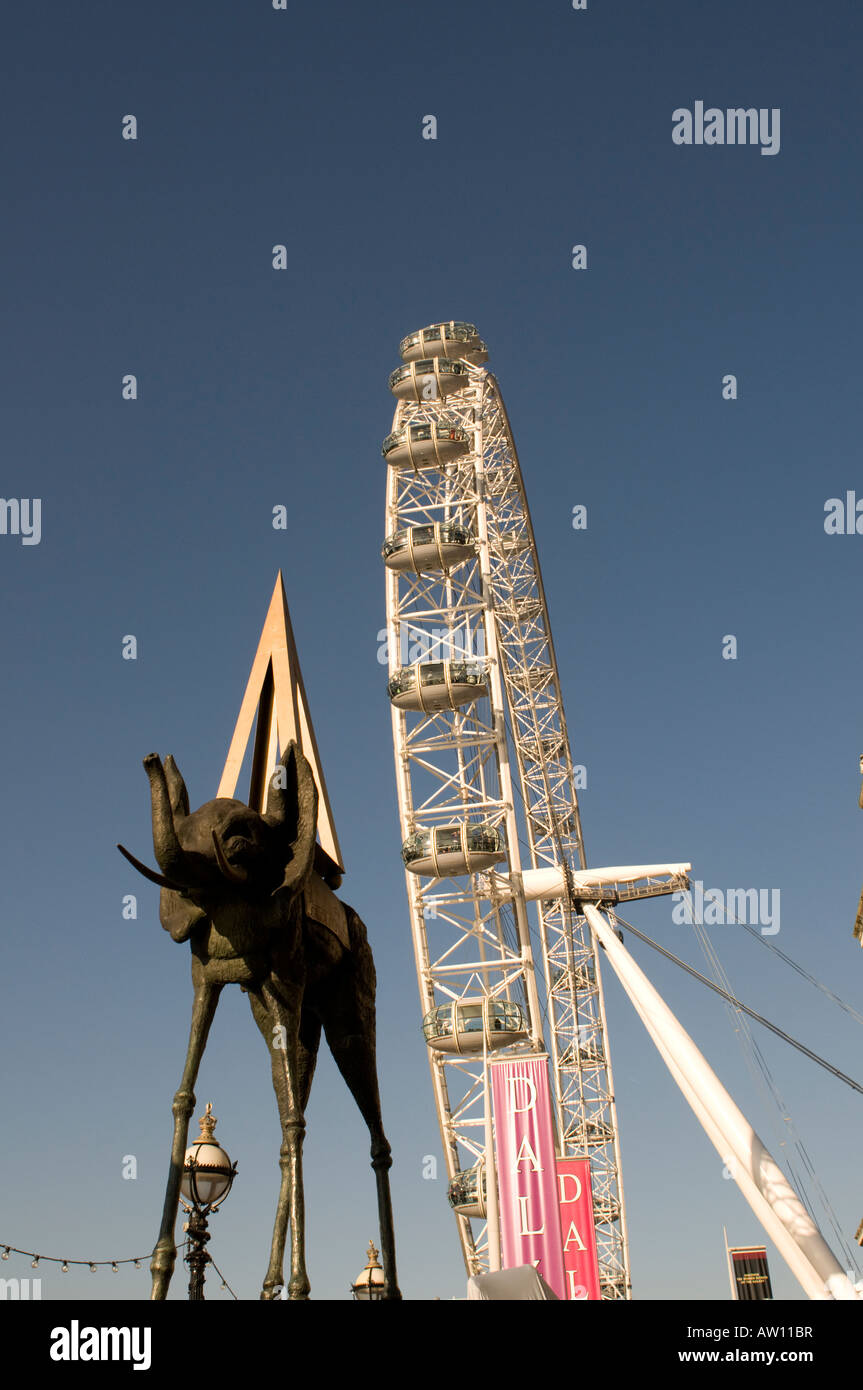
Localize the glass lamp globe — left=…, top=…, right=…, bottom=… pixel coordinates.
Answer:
left=181, top=1103, right=236, bottom=1210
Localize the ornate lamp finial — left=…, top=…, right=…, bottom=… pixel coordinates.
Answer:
left=196, top=1102, right=217, bottom=1143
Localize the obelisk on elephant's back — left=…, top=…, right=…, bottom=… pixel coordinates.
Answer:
left=117, top=574, right=400, bottom=1301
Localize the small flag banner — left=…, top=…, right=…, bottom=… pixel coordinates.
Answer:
left=556, top=1158, right=601, bottom=1300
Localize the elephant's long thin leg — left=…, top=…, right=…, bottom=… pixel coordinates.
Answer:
left=249, top=983, right=317, bottom=1300
left=150, top=978, right=223, bottom=1300
left=320, top=1003, right=402, bottom=1301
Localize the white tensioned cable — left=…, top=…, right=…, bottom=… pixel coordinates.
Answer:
left=687, top=901, right=859, bottom=1274
left=616, top=901, right=862, bottom=1274
left=474, top=366, right=630, bottom=1299
left=694, top=917, right=816, bottom=1213
left=721, top=900, right=863, bottom=1026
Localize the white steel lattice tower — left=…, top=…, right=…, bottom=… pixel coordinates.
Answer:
left=382, top=322, right=630, bottom=1296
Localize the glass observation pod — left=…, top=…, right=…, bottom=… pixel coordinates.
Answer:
left=387, top=659, right=488, bottom=713
left=447, top=1160, right=487, bottom=1219
left=492, top=531, right=529, bottom=556
left=382, top=422, right=471, bottom=471
left=402, top=823, right=507, bottom=877
left=562, top=1041, right=604, bottom=1066
left=593, top=1198, right=622, bottom=1223
left=508, top=596, right=543, bottom=622
left=421, top=997, right=529, bottom=1054
left=509, top=666, right=553, bottom=692
left=381, top=522, right=475, bottom=573
left=399, top=321, right=488, bottom=365
left=522, top=735, right=566, bottom=762
left=529, top=811, right=578, bottom=838
left=583, top=1120, right=615, bottom=1147
left=389, top=358, right=471, bottom=403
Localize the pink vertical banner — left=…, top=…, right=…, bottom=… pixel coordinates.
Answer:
left=490, top=1054, right=566, bottom=1299
left=556, top=1158, right=601, bottom=1300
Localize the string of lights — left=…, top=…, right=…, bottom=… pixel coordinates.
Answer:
left=207, top=1256, right=239, bottom=1300
left=0, top=1242, right=186, bottom=1274
left=2, top=1238, right=242, bottom=1300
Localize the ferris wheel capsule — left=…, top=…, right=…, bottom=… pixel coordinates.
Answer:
left=593, top=1197, right=622, bottom=1224
left=521, top=735, right=567, bottom=762
left=382, top=421, right=472, bottom=470
left=448, top=1158, right=487, bottom=1219
left=389, top=358, right=471, bottom=402
left=491, top=530, right=530, bottom=557
left=381, top=521, right=475, bottom=572
left=387, top=659, right=488, bottom=712
left=508, top=664, right=553, bottom=692
left=582, top=1120, right=615, bottom=1147
left=401, top=823, right=506, bottom=876
left=399, top=321, right=487, bottom=364
left=421, top=997, right=529, bottom=1054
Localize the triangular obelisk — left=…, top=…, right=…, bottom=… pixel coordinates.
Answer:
left=217, top=573, right=344, bottom=879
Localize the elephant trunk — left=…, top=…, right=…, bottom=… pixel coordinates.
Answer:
left=265, top=742, right=319, bottom=896
left=144, top=754, right=194, bottom=885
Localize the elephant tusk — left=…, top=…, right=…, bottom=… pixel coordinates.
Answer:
left=117, top=844, right=188, bottom=894
left=211, top=830, right=248, bottom=885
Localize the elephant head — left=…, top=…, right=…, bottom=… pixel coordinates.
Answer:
left=118, top=741, right=320, bottom=921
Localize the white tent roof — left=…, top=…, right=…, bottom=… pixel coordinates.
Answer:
left=466, top=1266, right=560, bottom=1301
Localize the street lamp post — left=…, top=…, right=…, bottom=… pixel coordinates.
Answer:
left=181, top=1103, right=237, bottom=1301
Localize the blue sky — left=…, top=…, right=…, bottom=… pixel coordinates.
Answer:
left=1, top=0, right=862, bottom=1300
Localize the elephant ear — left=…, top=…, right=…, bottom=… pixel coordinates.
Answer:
left=159, top=886, right=206, bottom=942
left=264, top=741, right=319, bottom=897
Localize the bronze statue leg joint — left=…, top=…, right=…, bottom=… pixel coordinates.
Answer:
left=172, top=1086, right=195, bottom=1118
left=371, top=1140, right=393, bottom=1172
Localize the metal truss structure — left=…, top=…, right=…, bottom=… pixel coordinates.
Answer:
left=381, top=323, right=630, bottom=1295
left=381, top=328, right=862, bottom=1306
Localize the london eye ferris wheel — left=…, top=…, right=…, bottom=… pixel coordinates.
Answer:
left=380, top=320, right=661, bottom=1297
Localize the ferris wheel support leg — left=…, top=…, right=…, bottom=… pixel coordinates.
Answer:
left=581, top=903, right=859, bottom=1301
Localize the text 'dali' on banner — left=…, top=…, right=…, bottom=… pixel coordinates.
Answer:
left=489, top=1054, right=566, bottom=1299
left=556, top=1157, right=601, bottom=1300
